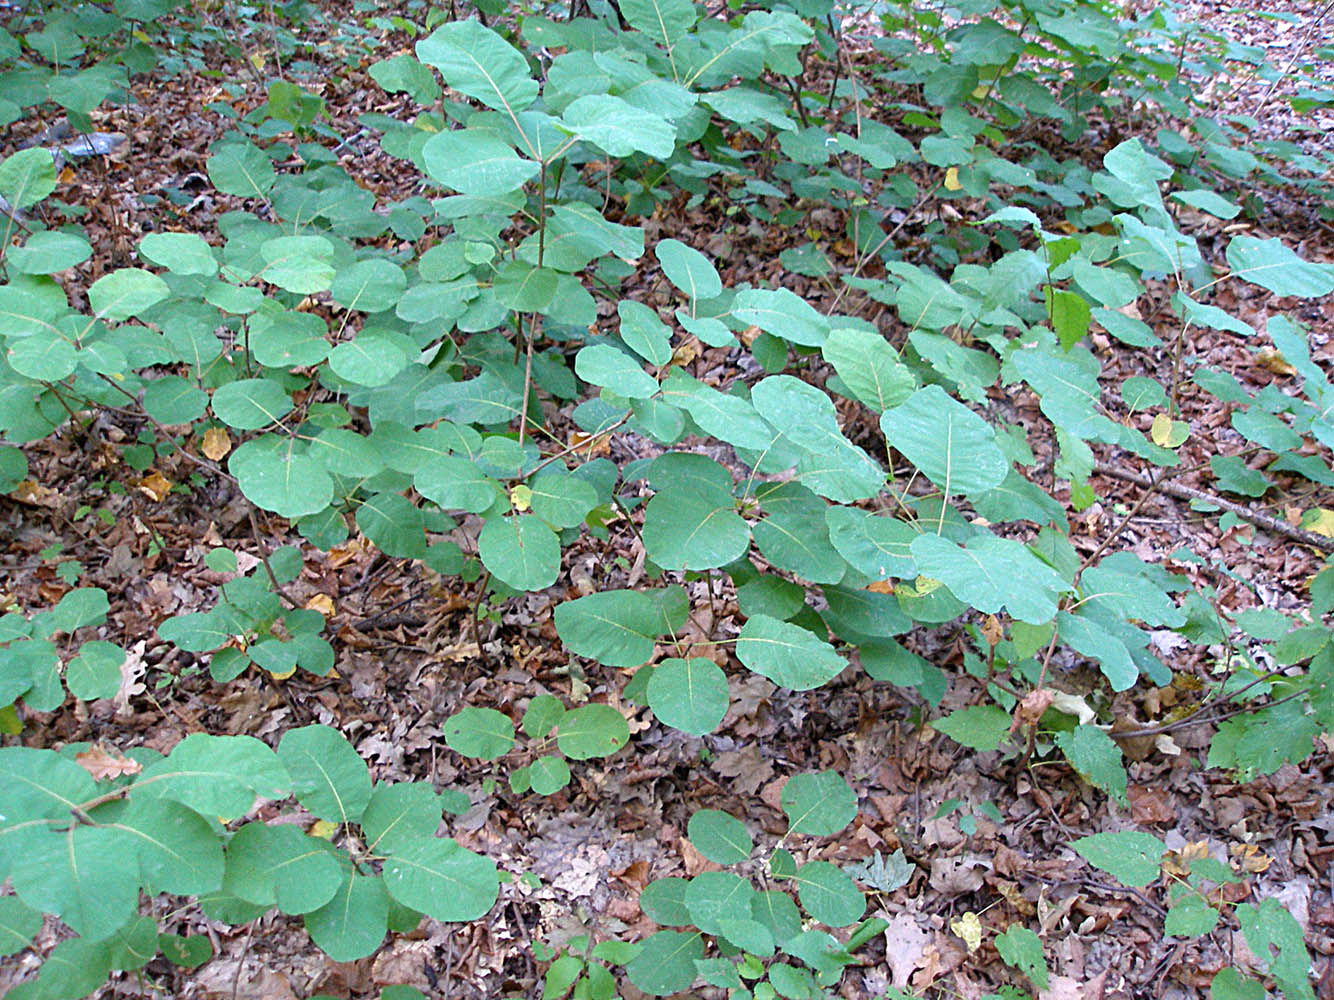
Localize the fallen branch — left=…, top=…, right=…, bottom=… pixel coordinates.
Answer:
left=1094, top=462, right=1334, bottom=553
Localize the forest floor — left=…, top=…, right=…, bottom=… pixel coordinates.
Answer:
left=1, top=1, right=1333, bottom=998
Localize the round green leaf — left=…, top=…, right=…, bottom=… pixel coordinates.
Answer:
left=355, top=491, right=426, bottom=559
left=278, top=724, right=373, bottom=825
left=7, top=331, right=76, bottom=381
left=684, top=872, right=755, bottom=934
left=647, top=657, right=728, bottom=736
left=781, top=771, right=856, bottom=836
left=382, top=838, right=500, bottom=921
left=881, top=385, right=1008, bottom=497
left=735, top=614, right=845, bottom=691
left=159, top=933, right=213, bottom=968
left=529, top=471, right=598, bottom=529
left=642, top=489, right=750, bottom=570
left=553, top=588, right=687, bottom=668
left=108, top=915, right=158, bottom=972
left=8, top=230, right=91, bottom=274
left=223, top=822, right=342, bottom=914
left=443, top=706, right=515, bottom=760
left=361, top=782, right=443, bottom=855
left=686, top=809, right=752, bottom=865
left=65, top=640, right=124, bottom=701
left=88, top=268, right=170, bottom=321
left=139, top=232, right=218, bottom=276
left=207, top=139, right=276, bottom=199
left=478, top=514, right=560, bottom=592
left=795, top=860, right=865, bottom=927
left=304, top=873, right=388, bottom=962
left=142, top=375, right=208, bottom=425
left=557, top=703, right=630, bottom=760
left=933, top=704, right=1012, bottom=751
left=0, top=147, right=57, bottom=209
left=329, top=332, right=411, bottom=387
left=15, top=825, right=139, bottom=940
left=211, top=378, right=293, bottom=431
left=230, top=438, right=333, bottom=519
left=415, top=456, right=500, bottom=514
left=0, top=445, right=29, bottom=492
left=415, top=19, right=539, bottom=114
left=0, top=895, right=42, bottom=956
left=655, top=238, right=721, bottom=301
left=492, top=260, right=558, bottom=313
left=422, top=130, right=538, bottom=197
left=522, top=695, right=567, bottom=738
left=249, top=309, right=331, bottom=368
left=331, top=258, right=407, bottom=313
left=640, top=877, right=691, bottom=926
left=528, top=755, right=571, bottom=795
left=625, top=930, right=705, bottom=996
left=259, top=235, right=335, bottom=294
left=716, top=917, right=774, bottom=958
left=575, top=343, right=660, bottom=399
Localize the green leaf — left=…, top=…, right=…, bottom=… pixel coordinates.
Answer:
left=361, top=782, right=443, bottom=855
left=825, top=506, right=918, bottom=579
left=139, top=232, right=218, bottom=277
left=207, top=140, right=276, bottom=199
left=1164, top=892, right=1221, bottom=937
left=159, top=933, right=213, bottom=968
left=732, top=288, right=829, bottom=347
left=522, top=694, right=567, bottom=738
left=625, top=930, right=705, bottom=996
left=26, top=936, right=112, bottom=1000
left=356, top=492, right=425, bottom=559
left=909, top=533, right=1066, bottom=624
left=882, top=386, right=1008, bottom=497
left=563, top=95, right=676, bottom=158
left=0, top=895, right=42, bottom=956
left=383, top=838, right=500, bottom=921
left=278, top=724, right=372, bottom=825
left=933, top=705, right=1011, bottom=751
left=332, top=258, right=407, bottom=313
left=554, top=588, right=688, bottom=667
left=304, top=873, right=389, bottom=962
left=655, top=238, right=721, bottom=301
left=640, top=877, right=691, bottom=926
left=715, top=918, right=774, bottom=959
left=735, top=614, right=845, bottom=691
left=230, top=437, right=333, bottom=519
left=422, top=130, right=538, bottom=197
left=444, top=706, right=516, bottom=760
left=528, top=755, right=571, bottom=795
left=1236, top=898, right=1314, bottom=1000
left=1055, top=724, right=1127, bottom=805
left=8, top=230, right=91, bottom=275
left=102, top=797, right=223, bottom=895
left=0, top=148, right=56, bottom=209
left=618, top=301, right=673, bottom=365
left=687, top=809, right=753, bottom=865
left=415, top=20, right=538, bottom=114
left=822, top=326, right=916, bottom=412
left=88, top=268, right=170, bottom=321
left=781, top=771, right=856, bottom=836
left=415, top=456, right=500, bottom=514
left=222, top=822, right=342, bottom=914
left=1210, top=968, right=1266, bottom=1000
left=643, top=488, right=750, bottom=570
left=478, top=514, right=560, bottom=591
left=211, top=378, right=293, bottom=431
left=137, top=733, right=289, bottom=819
left=369, top=54, right=440, bottom=104
left=14, top=826, right=139, bottom=940
left=1047, top=288, right=1092, bottom=350
left=1226, top=236, right=1334, bottom=298
left=794, top=860, right=865, bottom=928
left=619, top=0, right=698, bottom=50
left=62, top=640, right=123, bottom=701
left=995, top=925, right=1047, bottom=989
left=647, top=657, right=729, bottom=736
left=557, top=703, right=630, bottom=760
left=575, top=344, right=659, bottom=398
left=492, top=260, right=558, bottom=313
left=684, top=871, right=755, bottom=934
left=1071, top=831, right=1166, bottom=887
left=529, top=471, right=598, bottom=529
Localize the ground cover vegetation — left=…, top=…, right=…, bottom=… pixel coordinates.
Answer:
left=0, top=0, right=1332, bottom=996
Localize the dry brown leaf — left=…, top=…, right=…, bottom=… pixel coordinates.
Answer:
left=1255, top=348, right=1296, bottom=377
left=1127, top=785, right=1175, bottom=825
left=11, top=480, right=59, bottom=507
left=1013, top=688, right=1055, bottom=732
left=200, top=426, right=231, bottom=461
left=1233, top=843, right=1273, bottom=873
left=882, top=911, right=931, bottom=989
left=137, top=470, right=172, bottom=502
left=76, top=745, right=142, bottom=781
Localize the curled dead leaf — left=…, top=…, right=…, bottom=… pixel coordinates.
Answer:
left=137, top=470, right=172, bottom=502
left=1013, top=688, right=1055, bottom=732
left=981, top=615, right=1003, bottom=647
left=1255, top=348, right=1296, bottom=377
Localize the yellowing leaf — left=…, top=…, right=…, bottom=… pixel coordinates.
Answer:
left=306, top=593, right=335, bottom=616
left=137, top=470, right=172, bottom=502
left=950, top=911, right=983, bottom=953
left=309, top=819, right=339, bottom=840
left=944, top=167, right=962, bottom=191
left=510, top=484, right=532, bottom=512
left=249, top=50, right=265, bottom=71
left=1254, top=348, right=1295, bottom=377
left=1149, top=413, right=1189, bottom=448
left=1300, top=508, right=1334, bottom=538
left=201, top=427, right=231, bottom=461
